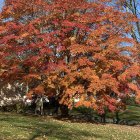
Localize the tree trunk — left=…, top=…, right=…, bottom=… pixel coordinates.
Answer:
left=115, top=112, right=120, bottom=124
left=60, top=105, right=69, bottom=117
left=100, top=113, right=106, bottom=123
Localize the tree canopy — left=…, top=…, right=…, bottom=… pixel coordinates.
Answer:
left=0, top=0, right=140, bottom=114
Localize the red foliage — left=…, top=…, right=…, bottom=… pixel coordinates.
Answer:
left=0, top=0, right=140, bottom=113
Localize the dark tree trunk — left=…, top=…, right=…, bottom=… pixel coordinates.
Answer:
left=115, top=112, right=120, bottom=124
left=2, top=106, right=6, bottom=112
left=100, top=113, right=106, bottom=123
left=60, top=105, right=69, bottom=117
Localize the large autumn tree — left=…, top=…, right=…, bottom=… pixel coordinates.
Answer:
left=0, top=0, right=140, bottom=114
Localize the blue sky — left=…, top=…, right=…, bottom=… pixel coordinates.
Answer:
left=0, top=0, right=4, bottom=10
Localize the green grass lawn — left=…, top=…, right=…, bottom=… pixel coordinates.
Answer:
left=0, top=111, right=140, bottom=140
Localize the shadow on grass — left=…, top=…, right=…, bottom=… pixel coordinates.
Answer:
left=0, top=113, right=105, bottom=140
left=1, top=106, right=140, bottom=140
left=28, top=123, right=104, bottom=140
